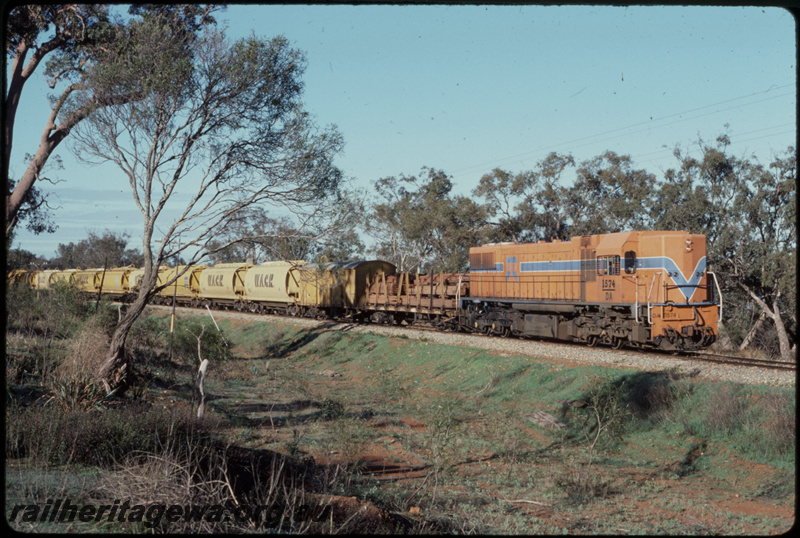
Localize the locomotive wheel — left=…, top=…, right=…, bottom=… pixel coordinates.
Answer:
left=587, top=335, right=599, bottom=347
left=612, top=337, right=625, bottom=350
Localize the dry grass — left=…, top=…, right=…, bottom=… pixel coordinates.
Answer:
left=58, top=318, right=111, bottom=381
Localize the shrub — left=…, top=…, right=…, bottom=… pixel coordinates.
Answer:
left=6, top=401, right=203, bottom=467
left=59, top=318, right=111, bottom=380
left=44, top=280, right=94, bottom=337
left=703, top=383, right=748, bottom=434
left=554, top=467, right=612, bottom=502
left=624, top=372, right=679, bottom=423
left=126, top=312, right=168, bottom=367
left=757, top=392, right=795, bottom=457
left=571, top=375, right=632, bottom=465
left=5, top=283, right=43, bottom=336
left=170, top=316, right=231, bottom=365
left=44, top=374, right=114, bottom=412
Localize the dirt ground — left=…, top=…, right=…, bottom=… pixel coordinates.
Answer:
left=198, top=319, right=795, bottom=535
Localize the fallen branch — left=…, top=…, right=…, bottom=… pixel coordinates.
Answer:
left=501, top=497, right=552, bottom=507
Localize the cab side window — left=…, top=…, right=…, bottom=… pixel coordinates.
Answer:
left=596, top=255, right=621, bottom=276
left=624, top=250, right=637, bottom=274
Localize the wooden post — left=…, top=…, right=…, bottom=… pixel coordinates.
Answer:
left=196, top=359, right=209, bottom=421
left=416, top=269, right=420, bottom=306
left=168, top=277, right=178, bottom=362
left=95, top=258, right=108, bottom=314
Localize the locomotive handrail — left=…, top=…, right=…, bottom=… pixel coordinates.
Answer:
left=707, top=271, right=723, bottom=322
left=456, top=274, right=463, bottom=312
left=647, top=272, right=661, bottom=325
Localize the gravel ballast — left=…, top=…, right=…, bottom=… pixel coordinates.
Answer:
left=160, top=306, right=796, bottom=388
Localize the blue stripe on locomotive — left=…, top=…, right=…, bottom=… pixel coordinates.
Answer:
left=500, top=256, right=708, bottom=302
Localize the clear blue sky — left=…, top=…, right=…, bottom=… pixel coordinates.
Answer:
left=7, top=4, right=796, bottom=258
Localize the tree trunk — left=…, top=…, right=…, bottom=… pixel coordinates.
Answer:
left=771, top=296, right=793, bottom=362
left=738, top=311, right=768, bottom=351
left=715, top=320, right=735, bottom=351
left=737, top=281, right=794, bottom=362
left=98, top=288, right=152, bottom=394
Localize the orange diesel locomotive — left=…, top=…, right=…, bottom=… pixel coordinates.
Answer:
left=465, top=230, right=720, bottom=350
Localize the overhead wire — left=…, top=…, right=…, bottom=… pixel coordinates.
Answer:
left=451, top=82, right=796, bottom=175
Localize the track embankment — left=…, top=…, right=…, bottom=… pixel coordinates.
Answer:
left=149, top=305, right=795, bottom=387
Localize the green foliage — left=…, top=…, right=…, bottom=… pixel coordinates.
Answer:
left=573, top=375, right=633, bottom=466
left=370, top=167, right=488, bottom=272
left=170, top=316, right=231, bottom=365
left=5, top=280, right=106, bottom=340
left=6, top=246, right=48, bottom=271
left=44, top=373, right=116, bottom=412
left=569, top=151, right=655, bottom=235
left=50, top=230, right=142, bottom=269
left=127, top=313, right=168, bottom=351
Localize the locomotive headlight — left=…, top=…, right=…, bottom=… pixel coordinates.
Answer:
left=685, top=239, right=693, bottom=252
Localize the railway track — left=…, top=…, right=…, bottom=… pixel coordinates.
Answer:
left=681, top=352, right=796, bottom=372
left=147, top=303, right=795, bottom=375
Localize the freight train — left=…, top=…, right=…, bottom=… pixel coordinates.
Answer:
left=8, top=230, right=721, bottom=351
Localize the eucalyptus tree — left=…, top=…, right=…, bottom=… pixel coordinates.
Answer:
left=471, top=153, right=576, bottom=243
left=514, top=152, right=576, bottom=241
left=723, top=148, right=796, bottom=359
left=4, top=4, right=217, bottom=239
left=50, top=230, right=143, bottom=269
left=653, top=134, right=796, bottom=359
left=206, top=200, right=365, bottom=265
left=472, top=168, right=527, bottom=243
left=369, top=167, right=486, bottom=273
left=69, top=28, right=346, bottom=392
left=568, top=151, right=655, bottom=235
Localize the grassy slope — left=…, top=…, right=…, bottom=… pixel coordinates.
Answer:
left=205, top=314, right=794, bottom=534
left=6, top=310, right=795, bottom=534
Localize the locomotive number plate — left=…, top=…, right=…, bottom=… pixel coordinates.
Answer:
left=601, top=278, right=615, bottom=291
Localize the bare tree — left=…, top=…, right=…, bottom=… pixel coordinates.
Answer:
left=69, top=28, right=345, bottom=392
